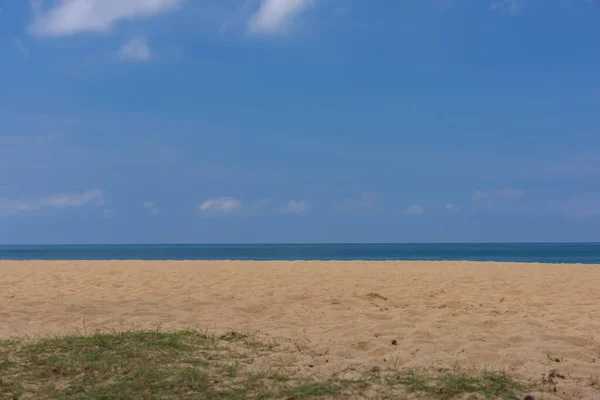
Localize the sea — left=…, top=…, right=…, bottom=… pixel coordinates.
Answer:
left=1, top=243, right=600, bottom=263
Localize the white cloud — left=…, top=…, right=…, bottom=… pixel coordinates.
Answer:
left=279, top=200, right=311, bottom=214
left=118, top=37, right=151, bottom=62
left=0, top=201, right=38, bottom=214
left=248, top=0, right=314, bottom=34
left=490, top=0, right=521, bottom=14
left=40, top=189, right=104, bottom=207
left=337, top=191, right=379, bottom=211
left=143, top=201, right=160, bottom=216
left=30, top=0, right=182, bottom=36
left=199, top=197, right=242, bottom=213
left=405, top=204, right=425, bottom=215
left=445, top=203, right=459, bottom=211
left=0, top=189, right=104, bottom=215
left=196, top=197, right=274, bottom=216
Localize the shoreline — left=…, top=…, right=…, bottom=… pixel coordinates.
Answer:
left=1, top=258, right=596, bottom=265
left=3, top=243, right=600, bottom=265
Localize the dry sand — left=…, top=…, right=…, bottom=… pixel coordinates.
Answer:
left=2, top=260, right=600, bottom=399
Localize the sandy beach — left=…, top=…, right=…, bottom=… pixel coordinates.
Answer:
left=2, top=260, right=599, bottom=398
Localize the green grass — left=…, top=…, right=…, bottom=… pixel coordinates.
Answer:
left=384, top=369, right=525, bottom=400
left=0, top=329, right=538, bottom=399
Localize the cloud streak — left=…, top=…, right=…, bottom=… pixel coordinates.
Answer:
left=337, top=191, right=379, bottom=211
left=473, top=187, right=524, bottom=201
left=472, top=187, right=525, bottom=210
left=490, top=0, right=521, bottom=14
left=197, top=197, right=312, bottom=216
left=405, top=204, right=425, bottom=215
left=143, top=201, right=160, bottom=216
left=199, top=197, right=242, bottom=214
left=0, top=189, right=104, bottom=215
left=29, top=0, right=182, bottom=36
left=279, top=200, right=311, bottom=214
left=445, top=203, right=459, bottom=211
left=248, top=0, right=314, bottom=34
left=118, top=37, right=151, bottom=62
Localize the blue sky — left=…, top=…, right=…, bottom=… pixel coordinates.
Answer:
left=0, top=0, right=599, bottom=244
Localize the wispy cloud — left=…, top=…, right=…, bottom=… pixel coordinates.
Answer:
left=41, top=189, right=104, bottom=207
left=445, top=203, right=459, bottom=211
left=199, top=197, right=242, bottom=214
left=473, top=190, right=489, bottom=200
left=0, top=189, right=104, bottom=215
left=248, top=0, right=314, bottom=34
left=336, top=191, right=379, bottom=211
left=543, top=194, right=600, bottom=219
left=490, top=0, right=521, bottom=14
left=29, top=0, right=182, bottom=36
left=405, top=204, right=425, bottom=215
left=538, top=192, right=600, bottom=219
left=197, top=197, right=275, bottom=217
left=473, top=187, right=524, bottom=201
left=568, top=195, right=600, bottom=218
left=0, top=201, right=38, bottom=214
left=571, top=201, right=600, bottom=218
left=143, top=201, right=160, bottom=216
left=436, top=0, right=459, bottom=11
left=473, top=187, right=524, bottom=210
left=118, top=37, right=151, bottom=62
left=279, top=200, right=311, bottom=214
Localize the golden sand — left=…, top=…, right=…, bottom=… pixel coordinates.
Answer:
left=2, top=260, right=599, bottom=398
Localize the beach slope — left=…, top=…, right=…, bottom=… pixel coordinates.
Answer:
left=2, top=260, right=599, bottom=398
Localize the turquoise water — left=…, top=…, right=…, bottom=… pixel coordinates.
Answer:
left=1, top=243, right=600, bottom=263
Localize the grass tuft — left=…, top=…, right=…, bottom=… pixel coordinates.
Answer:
left=384, top=368, right=526, bottom=399
left=0, top=329, right=540, bottom=399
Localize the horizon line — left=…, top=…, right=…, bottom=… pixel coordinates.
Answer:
left=2, top=242, right=600, bottom=246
